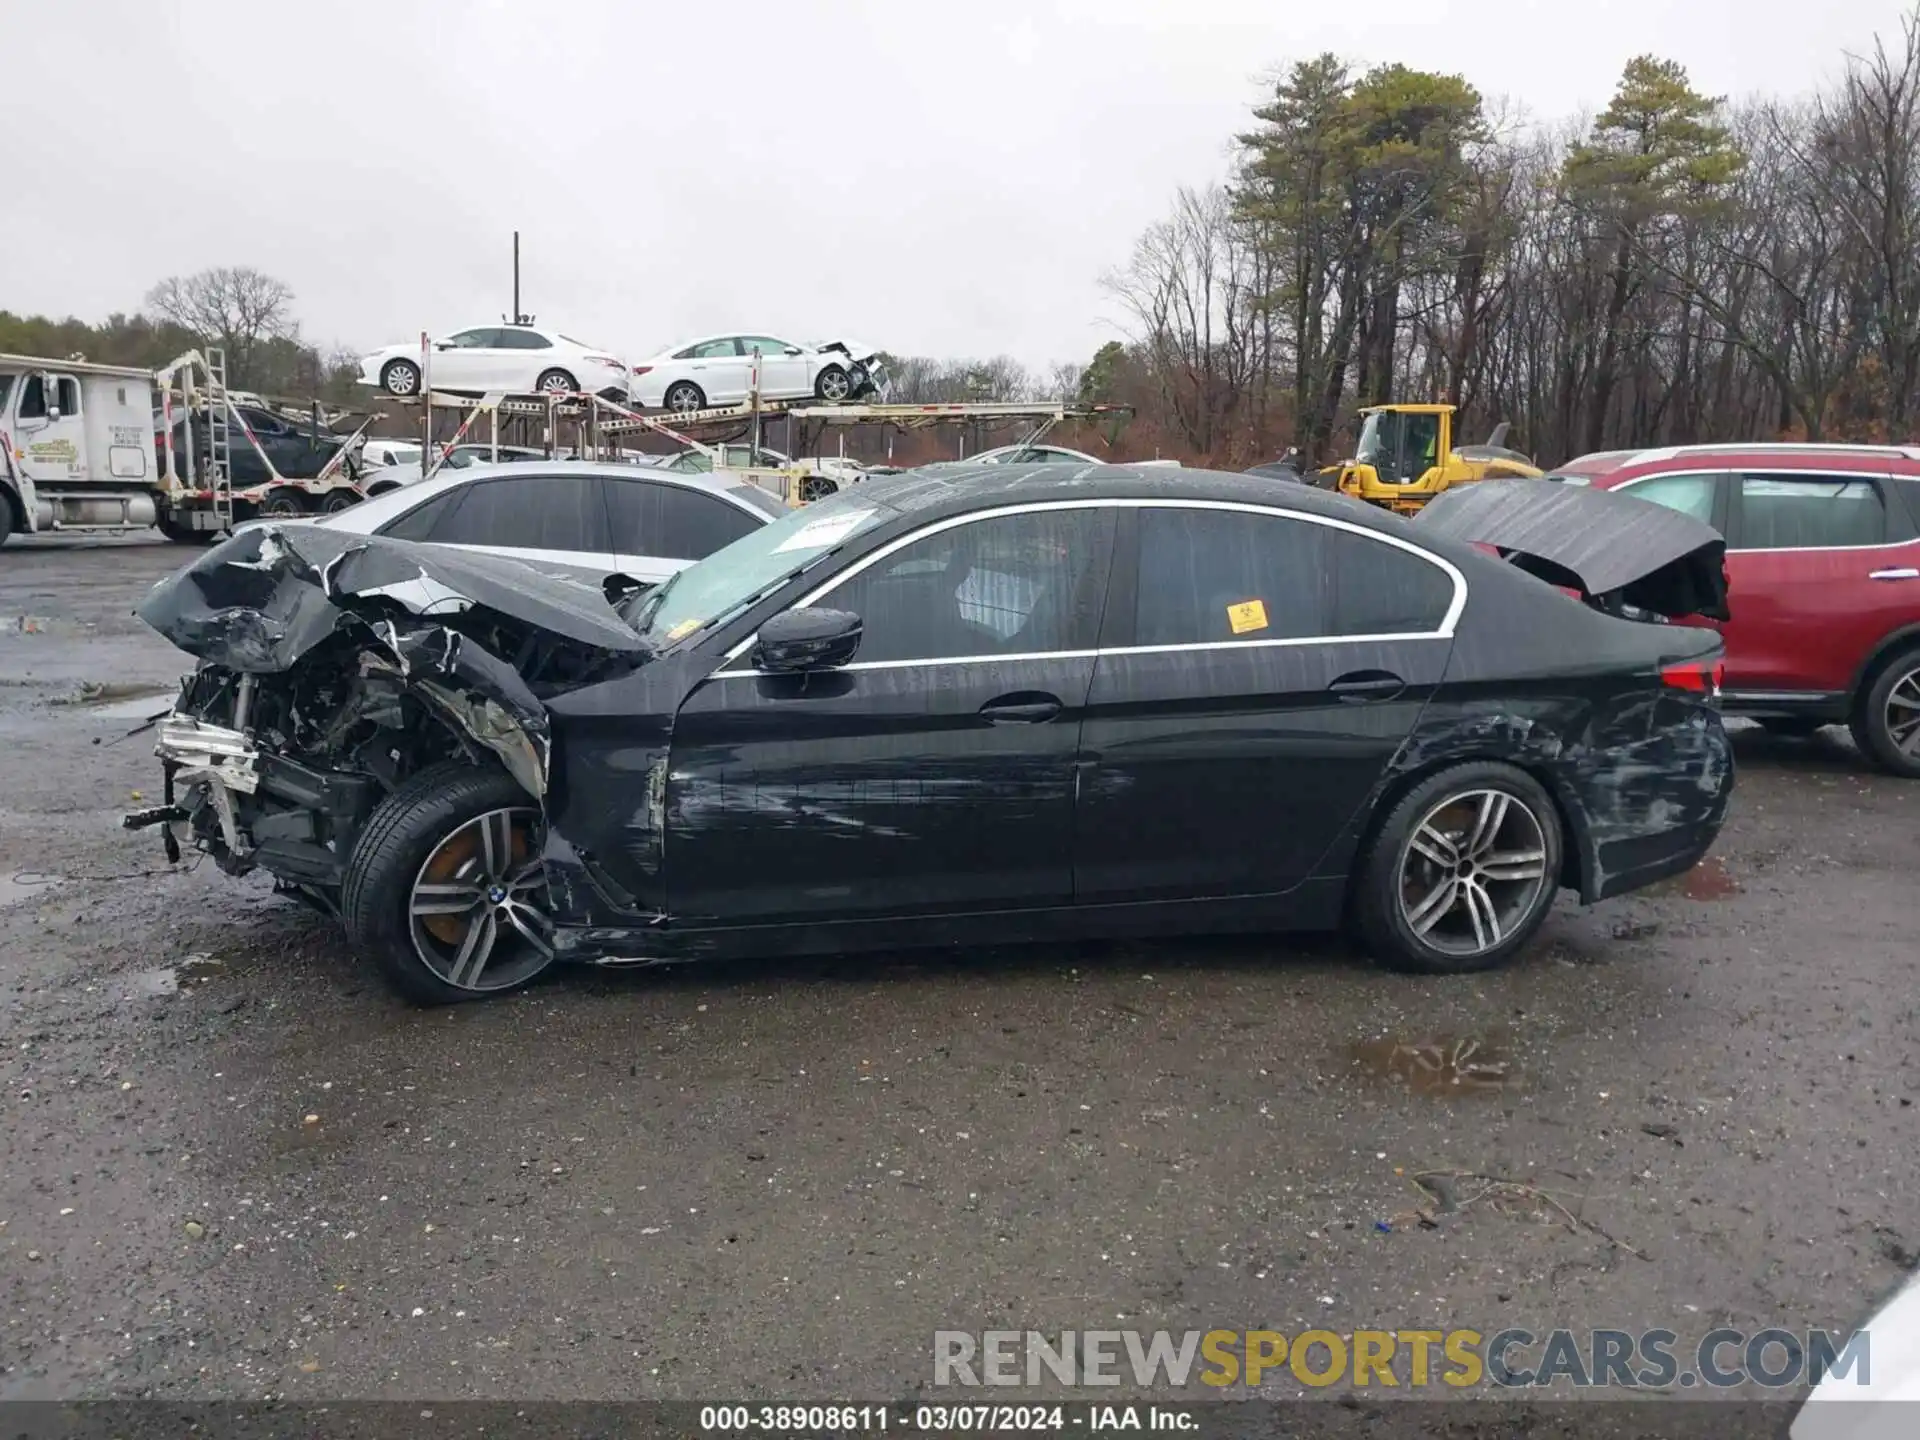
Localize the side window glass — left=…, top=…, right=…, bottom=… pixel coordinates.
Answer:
left=424, top=475, right=609, bottom=553
left=55, top=378, right=80, bottom=416
left=738, top=337, right=791, bottom=355
left=820, top=508, right=1112, bottom=664
left=1135, top=508, right=1330, bottom=645
left=1326, top=529, right=1456, bottom=635
left=446, top=329, right=499, bottom=349
left=690, top=338, right=739, bottom=359
left=1736, top=473, right=1887, bottom=549
left=656, top=487, right=761, bottom=559
left=495, top=330, right=551, bottom=350
left=379, top=487, right=465, bottom=542
left=1624, top=472, right=1718, bottom=526
left=17, top=376, right=47, bottom=420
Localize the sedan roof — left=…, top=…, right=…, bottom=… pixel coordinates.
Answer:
left=843, top=460, right=1415, bottom=534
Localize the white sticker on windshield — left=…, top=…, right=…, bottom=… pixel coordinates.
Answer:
left=772, top=509, right=877, bottom=553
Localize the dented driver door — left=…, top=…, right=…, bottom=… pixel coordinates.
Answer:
left=660, top=505, right=1118, bottom=927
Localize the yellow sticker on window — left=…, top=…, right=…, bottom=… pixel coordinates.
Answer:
left=665, top=617, right=701, bottom=642
left=1227, top=599, right=1269, bottom=634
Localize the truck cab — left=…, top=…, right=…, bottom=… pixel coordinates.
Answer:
left=0, top=356, right=160, bottom=543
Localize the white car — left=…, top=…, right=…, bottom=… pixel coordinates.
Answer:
left=969, top=443, right=1107, bottom=465
left=358, top=439, right=422, bottom=470
left=297, top=460, right=785, bottom=588
left=356, top=325, right=632, bottom=400
left=629, top=334, right=887, bottom=412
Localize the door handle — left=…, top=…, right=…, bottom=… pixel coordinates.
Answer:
left=980, top=693, right=1063, bottom=724
left=1869, top=567, right=1919, bottom=581
left=1327, top=670, right=1406, bottom=703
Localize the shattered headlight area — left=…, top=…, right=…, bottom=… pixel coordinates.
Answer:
left=125, top=524, right=648, bottom=907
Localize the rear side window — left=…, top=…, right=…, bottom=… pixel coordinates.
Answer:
left=1135, top=508, right=1329, bottom=644
left=1736, top=474, right=1886, bottom=549
left=605, top=479, right=761, bottom=560
left=421, top=475, right=609, bottom=553
left=1325, top=529, right=1455, bottom=635
left=1622, top=471, right=1718, bottom=525
left=494, top=330, right=553, bottom=350
left=379, top=487, right=465, bottom=542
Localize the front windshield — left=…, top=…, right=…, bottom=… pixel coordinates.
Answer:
left=628, top=489, right=894, bottom=645
left=1354, top=412, right=1440, bottom=483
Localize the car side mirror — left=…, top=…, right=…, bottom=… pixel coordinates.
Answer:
left=752, top=607, right=862, bottom=673
left=784, top=346, right=804, bottom=356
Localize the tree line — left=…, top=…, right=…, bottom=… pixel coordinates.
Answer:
left=0, top=266, right=359, bottom=402
left=1095, top=8, right=1920, bottom=468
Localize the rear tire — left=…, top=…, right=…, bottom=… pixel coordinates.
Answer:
left=663, top=381, right=706, bottom=413
left=322, top=490, right=359, bottom=513
left=341, top=763, right=556, bottom=1006
left=257, top=490, right=305, bottom=519
left=158, top=516, right=218, bottom=545
left=1856, top=647, right=1920, bottom=778
left=535, top=368, right=578, bottom=396
left=1352, top=762, right=1563, bottom=975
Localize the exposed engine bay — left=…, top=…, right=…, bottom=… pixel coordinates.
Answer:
left=127, top=524, right=648, bottom=910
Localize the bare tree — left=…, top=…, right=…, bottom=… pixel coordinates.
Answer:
left=1102, top=184, right=1258, bottom=458
left=144, top=266, right=298, bottom=390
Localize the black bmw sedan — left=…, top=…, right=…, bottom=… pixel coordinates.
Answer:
left=132, top=466, right=1735, bottom=1005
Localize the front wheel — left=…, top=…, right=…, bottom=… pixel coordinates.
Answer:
left=381, top=359, right=422, bottom=397
left=1352, top=762, right=1563, bottom=975
left=814, top=365, right=852, bottom=402
left=342, top=764, right=556, bottom=1005
left=1856, top=649, right=1920, bottom=778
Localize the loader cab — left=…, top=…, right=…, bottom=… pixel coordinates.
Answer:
left=1353, top=406, right=1447, bottom=485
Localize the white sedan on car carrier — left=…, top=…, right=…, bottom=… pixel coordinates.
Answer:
left=629, top=334, right=887, bottom=412
left=357, top=325, right=632, bottom=400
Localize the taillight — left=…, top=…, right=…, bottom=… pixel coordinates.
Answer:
left=631, top=364, right=652, bottom=376
left=1661, top=658, right=1724, bottom=697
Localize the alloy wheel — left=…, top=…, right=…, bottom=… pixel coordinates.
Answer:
left=407, top=807, right=553, bottom=992
left=817, top=368, right=851, bottom=401
left=1397, top=788, right=1550, bottom=958
left=1886, top=663, right=1920, bottom=759
left=538, top=371, right=575, bottom=394
left=385, top=364, right=419, bottom=396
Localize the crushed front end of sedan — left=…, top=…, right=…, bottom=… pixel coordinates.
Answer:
left=125, top=524, right=648, bottom=906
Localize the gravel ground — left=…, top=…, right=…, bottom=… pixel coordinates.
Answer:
left=0, top=534, right=1913, bottom=1410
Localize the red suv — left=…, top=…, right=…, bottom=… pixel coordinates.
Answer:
left=1549, top=444, right=1920, bottom=777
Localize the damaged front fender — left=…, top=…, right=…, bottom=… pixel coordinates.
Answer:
left=134, top=524, right=653, bottom=880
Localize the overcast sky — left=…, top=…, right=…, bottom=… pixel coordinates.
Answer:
left=6, top=0, right=1911, bottom=370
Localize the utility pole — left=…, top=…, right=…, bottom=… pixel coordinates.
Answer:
left=512, top=232, right=520, bottom=324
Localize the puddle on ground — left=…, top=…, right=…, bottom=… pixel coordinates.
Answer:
left=1349, top=1033, right=1517, bottom=1095
left=130, top=954, right=226, bottom=998
left=1657, top=854, right=1742, bottom=900
left=0, top=872, right=61, bottom=910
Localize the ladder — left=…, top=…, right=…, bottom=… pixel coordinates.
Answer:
left=204, top=346, right=233, bottom=530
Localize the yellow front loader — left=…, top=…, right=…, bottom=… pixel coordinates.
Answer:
left=1333, top=404, right=1541, bottom=514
